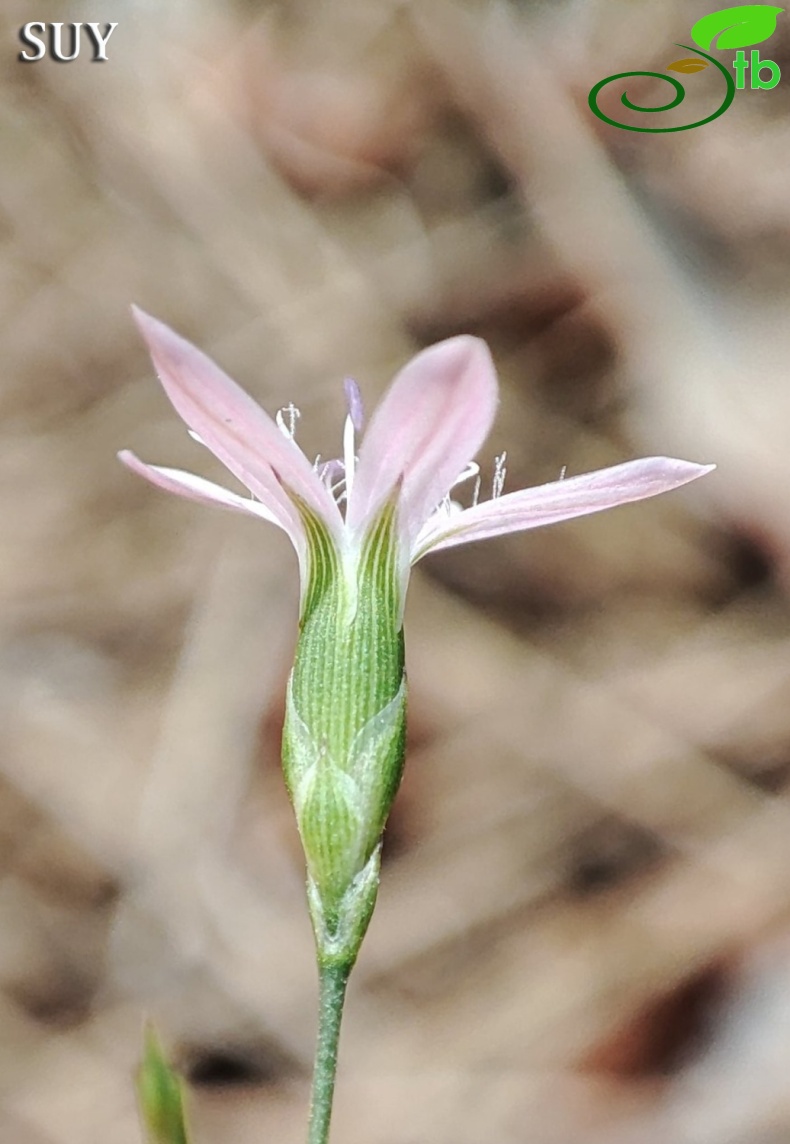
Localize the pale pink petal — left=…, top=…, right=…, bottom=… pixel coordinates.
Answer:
left=132, top=307, right=343, bottom=541
left=346, top=337, right=498, bottom=544
left=413, top=457, right=716, bottom=560
left=119, top=450, right=284, bottom=526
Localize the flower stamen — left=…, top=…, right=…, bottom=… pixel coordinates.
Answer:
left=431, top=461, right=482, bottom=522
left=492, top=452, right=507, bottom=499
left=450, top=461, right=480, bottom=493
left=276, top=403, right=301, bottom=440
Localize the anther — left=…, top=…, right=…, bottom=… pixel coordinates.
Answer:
left=276, top=403, right=301, bottom=439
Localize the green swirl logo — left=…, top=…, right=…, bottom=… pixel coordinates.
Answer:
left=589, top=5, right=784, bottom=133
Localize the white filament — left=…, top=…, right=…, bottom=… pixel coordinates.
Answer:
left=276, top=403, right=301, bottom=439
left=451, top=461, right=480, bottom=492
left=493, top=452, right=507, bottom=499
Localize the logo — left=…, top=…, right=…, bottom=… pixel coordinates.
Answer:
left=589, top=4, right=783, bottom=132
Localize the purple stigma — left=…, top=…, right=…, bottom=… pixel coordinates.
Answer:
left=343, top=378, right=364, bottom=432
left=321, top=458, right=346, bottom=483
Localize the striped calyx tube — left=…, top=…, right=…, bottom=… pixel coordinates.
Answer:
left=282, top=493, right=406, bottom=969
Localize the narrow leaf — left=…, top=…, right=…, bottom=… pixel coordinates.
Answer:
left=667, top=57, right=710, bottom=73
left=136, top=1026, right=190, bottom=1144
left=691, top=5, right=783, bottom=51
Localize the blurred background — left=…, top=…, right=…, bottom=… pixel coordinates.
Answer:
left=1, top=0, right=790, bottom=1141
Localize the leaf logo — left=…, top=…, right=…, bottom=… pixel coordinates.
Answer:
left=589, top=3, right=782, bottom=133
left=667, top=57, right=711, bottom=72
left=691, top=4, right=784, bottom=50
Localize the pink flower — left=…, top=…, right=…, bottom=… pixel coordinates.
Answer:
left=120, top=308, right=714, bottom=604
left=120, top=308, right=715, bottom=958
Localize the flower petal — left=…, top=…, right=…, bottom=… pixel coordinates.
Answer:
left=132, top=307, right=343, bottom=542
left=119, top=450, right=283, bottom=525
left=413, top=457, right=716, bottom=560
left=346, top=337, right=499, bottom=545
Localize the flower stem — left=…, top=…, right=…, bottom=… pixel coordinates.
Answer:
left=307, top=960, right=351, bottom=1144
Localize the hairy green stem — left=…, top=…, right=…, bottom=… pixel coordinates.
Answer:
left=307, top=961, right=351, bottom=1144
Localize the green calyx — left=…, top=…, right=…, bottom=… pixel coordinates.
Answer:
left=282, top=497, right=407, bottom=965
